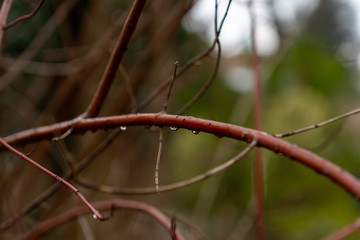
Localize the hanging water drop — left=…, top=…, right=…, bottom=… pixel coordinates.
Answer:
left=120, top=126, right=127, bottom=131
left=192, top=130, right=199, bottom=134
left=215, top=133, right=223, bottom=138
left=170, top=126, right=178, bottom=131
left=93, top=214, right=97, bottom=219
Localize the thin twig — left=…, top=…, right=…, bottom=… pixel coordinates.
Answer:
left=0, top=129, right=122, bottom=231
left=21, top=199, right=185, bottom=240
left=274, top=107, right=360, bottom=138
left=323, top=216, right=360, bottom=240
left=136, top=41, right=216, bottom=112
left=155, top=128, right=164, bottom=194
left=0, top=0, right=79, bottom=92
left=0, top=0, right=14, bottom=50
left=171, top=215, right=177, bottom=240
left=3, top=0, right=45, bottom=30
left=176, top=0, right=232, bottom=114
left=85, top=0, right=147, bottom=118
left=163, top=61, right=179, bottom=113
left=76, top=140, right=257, bottom=195
left=0, top=137, right=108, bottom=221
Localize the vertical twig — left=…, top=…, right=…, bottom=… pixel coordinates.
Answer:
left=0, top=0, right=14, bottom=50
left=85, top=0, right=147, bottom=118
left=155, top=61, right=179, bottom=194
left=249, top=1, right=264, bottom=239
left=155, top=128, right=164, bottom=194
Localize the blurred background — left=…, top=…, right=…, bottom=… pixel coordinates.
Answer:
left=1, top=0, right=360, bottom=239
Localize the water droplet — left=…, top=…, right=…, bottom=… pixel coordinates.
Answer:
left=93, top=214, right=97, bottom=219
left=215, top=133, right=223, bottom=138
left=192, top=130, right=199, bottom=134
left=170, top=126, right=178, bottom=131
left=120, top=126, right=127, bottom=131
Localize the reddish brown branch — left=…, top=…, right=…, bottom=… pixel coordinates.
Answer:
left=0, top=0, right=13, bottom=49
left=0, top=129, right=122, bottom=232
left=323, top=217, right=360, bottom=240
left=3, top=0, right=45, bottom=30
left=21, top=199, right=185, bottom=240
left=249, top=0, right=265, bottom=239
left=2, top=113, right=360, bottom=202
left=85, top=0, right=147, bottom=118
left=0, top=138, right=108, bottom=221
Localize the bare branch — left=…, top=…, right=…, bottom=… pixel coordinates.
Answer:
left=85, top=0, right=147, bottom=118
left=155, top=128, right=164, bottom=194
left=0, top=137, right=108, bottom=221
left=274, top=107, right=360, bottom=138
left=248, top=0, right=264, bottom=238
left=323, top=216, right=360, bottom=240
left=76, top=140, right=256, bottom=195
left=0, top=129, right=122, bottom=231
left=176, top=0, right=233, bottom=114
left=21, top=199, right=185, bottom=240
left=3, top=0, right=45, bottom=30
left=0, top=0, right=79, bottom=91
left=0, top=0, right=14, bottom=49
left=2, top=113, right=360, bottom=202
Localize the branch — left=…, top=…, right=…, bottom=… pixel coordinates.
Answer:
left=85, top=0, right=147, bottom=118
left=3, top=0, right=45, bottom=30
left=21, top=199, right=185, bottom=240
left=0, top=0, right=13, bottom=50
left=0, top=0, right=79, bottom=92
left=249, top=0, right=264, bottom=238
left=2, top=113, right=360, bottom=202
left=175, top=0, right=232, bottom=114
left=0, top=137, right=108, bottom=221
left=0, top=129, right=122, bottom=231
left=323, top=216, right=360, bottom=240
left=274, top=107, right=360, bottom=138
left=76, top=140, right=257, bottom=195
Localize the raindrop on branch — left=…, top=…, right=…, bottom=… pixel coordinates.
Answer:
left=120, top=126, right=127, bottom=131
left=170, top=126, right=178, bottom=131
left=192, top=130, right=200, bottom=134
left=93, top=214, right=97, bottom=219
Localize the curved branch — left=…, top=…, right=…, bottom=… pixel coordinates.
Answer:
left=76, top=140, right=257, bottom=195
left=21, top=199, right=185, bottom=240
left=3, top=0, right=45, bottom=30
left=2, top=113, right=360, bottom=201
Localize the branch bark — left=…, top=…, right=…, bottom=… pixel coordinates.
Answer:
left=85, top=0, right=147, bottom=118
left=2, top=113, right=360, bottom=202
left=21, top=199, right=185, bottom=240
